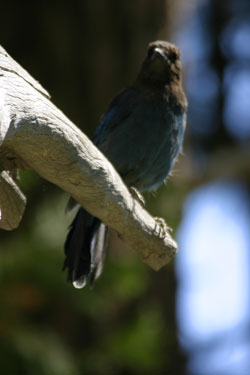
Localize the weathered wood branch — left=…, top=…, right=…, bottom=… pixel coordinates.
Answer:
left=0, top=45, right=177, bottom=270
left=0, top=170, right=26, bottom=230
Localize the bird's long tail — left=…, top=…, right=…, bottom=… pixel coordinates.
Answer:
left=63, top=207, right=107, bottom=288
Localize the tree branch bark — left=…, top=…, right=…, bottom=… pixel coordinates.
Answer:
left=0, top=44, right=177, bottom=270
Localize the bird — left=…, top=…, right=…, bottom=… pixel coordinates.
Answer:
left=63, top=40, right=187, bottom=289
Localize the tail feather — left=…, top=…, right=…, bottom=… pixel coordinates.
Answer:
left=89, top=223, right=108, bottom=286
left=63, top=207, right=107, bottom=288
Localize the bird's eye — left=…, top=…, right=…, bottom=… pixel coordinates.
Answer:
left=169, top=52, right=178, bottom=62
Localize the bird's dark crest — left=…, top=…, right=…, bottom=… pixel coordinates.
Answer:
left=137, top=40, right=182, bottom=86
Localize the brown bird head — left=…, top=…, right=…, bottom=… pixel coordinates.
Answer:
left=138, top=40, right=182, bottom=86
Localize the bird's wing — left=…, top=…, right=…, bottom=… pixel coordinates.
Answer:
left=93, top=87, right=139, bottom=146
left=65, top=87, right=139, bottom=213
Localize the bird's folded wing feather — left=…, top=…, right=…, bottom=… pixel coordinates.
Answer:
left=93, top=87, right=140, bottom=146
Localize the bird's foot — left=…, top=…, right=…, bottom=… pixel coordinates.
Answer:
left=130, top=187, right=145, bottom=206
left=154, top=217, right=172, bottom=238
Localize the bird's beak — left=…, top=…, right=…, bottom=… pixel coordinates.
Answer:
left=153, top=47, right=168, bottom=62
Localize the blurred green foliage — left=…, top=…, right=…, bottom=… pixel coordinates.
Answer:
left=0, top=173, right=185, bottom=374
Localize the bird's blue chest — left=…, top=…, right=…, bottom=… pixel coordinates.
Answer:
left=136, top=102, right=185, bottom=191
left=96, top=89, right=186, bottom=192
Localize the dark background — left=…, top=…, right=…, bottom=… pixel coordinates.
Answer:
left=0, top=1, right=250, bottom=374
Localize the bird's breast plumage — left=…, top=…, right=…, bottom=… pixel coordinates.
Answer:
left=96, top=87, right=186, bottom=192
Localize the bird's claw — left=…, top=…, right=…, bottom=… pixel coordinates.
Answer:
left=154, top=217, right=172, bottom=238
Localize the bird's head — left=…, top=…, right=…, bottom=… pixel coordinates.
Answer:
left=138, top=41, right=182, bottom=86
